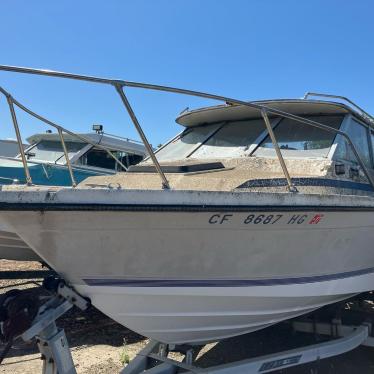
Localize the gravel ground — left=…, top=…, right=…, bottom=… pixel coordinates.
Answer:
left=1, top=260, right=374, bottom=373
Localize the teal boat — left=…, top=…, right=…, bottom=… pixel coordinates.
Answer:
left=0, top=129, right=147, bottom=186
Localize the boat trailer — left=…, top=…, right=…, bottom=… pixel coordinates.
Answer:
left=121, top=321, right=374, bottom=374
left=0, top=277, right=89, bottom=374
left=1, top=284, right=374, bottom=373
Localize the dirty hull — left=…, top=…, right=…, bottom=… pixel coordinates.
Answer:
left=0, top=187, right=374, bottom=343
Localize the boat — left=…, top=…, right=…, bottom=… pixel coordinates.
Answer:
left=0, top=139, right=27, bottom=158
left=0, top=66, right=374, bottom=346
left=0, top=127, right=147, bottom=261
left=0, top=129, right=146, bottom=186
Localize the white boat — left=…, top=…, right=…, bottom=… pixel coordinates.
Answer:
left=0, top=66, right=374, bottom=345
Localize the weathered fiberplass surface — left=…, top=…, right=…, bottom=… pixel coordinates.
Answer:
left=78, top=157, right=370, bottom=196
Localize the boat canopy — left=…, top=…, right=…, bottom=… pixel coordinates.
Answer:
left=26, top=133, right=147, bottom=155
left=176, top=100, right=355, bottom=128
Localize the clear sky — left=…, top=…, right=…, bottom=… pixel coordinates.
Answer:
left=0, top=0, right=373, bottom=146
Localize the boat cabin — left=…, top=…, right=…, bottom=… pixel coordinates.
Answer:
left=0, top=131, right=147, bottom=185
left=83, top=99, right=374, bottom=196
left=0, top=139, right=27, bottom=157
left=25, top=132, right=146, bottom=171
left=156, top=100, right=372, bottom=168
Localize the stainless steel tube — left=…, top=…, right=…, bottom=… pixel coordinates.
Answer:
left=261, top=109, right=297, bottom=192
left=58, top=128, right=77, bottom=187
left=6, top=96, right=32, bottom=185
left=114, top=85, right=170, bottom=189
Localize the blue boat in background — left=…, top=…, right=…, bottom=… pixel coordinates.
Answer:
left=0, top=127, right=147, bottom=186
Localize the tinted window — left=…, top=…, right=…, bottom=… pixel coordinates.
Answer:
left=120, top=153, right=144, bottom=168
left=77, top=149, right=143, bottom=171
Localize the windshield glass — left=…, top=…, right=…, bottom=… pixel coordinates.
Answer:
left=23, top=140, right=85, bottom=163
left=154, top=115, right=344, bottom=162
left=254, top=115, right=343, bottom=158
left=191, top=119, right=267, bottom=159
left=155, top=118, right=273, bottom=161
left=155, top=123, right=221, bottom=161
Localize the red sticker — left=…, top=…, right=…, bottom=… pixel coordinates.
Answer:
left=309, top=214, right=324, bottom=224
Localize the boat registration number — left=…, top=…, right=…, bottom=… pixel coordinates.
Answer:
left=208, top=213, right=324, bottom=225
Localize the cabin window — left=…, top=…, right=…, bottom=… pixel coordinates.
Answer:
left=334, top=119, right=371, bottom=167
left=77, top=148, right=117, bottom=170
left=24, top=141, right=85, bottom=163
left=119, top=152, right=144, bottom=169
left=155, top=123, right=221, bottom=161
left=254, top=115, right=343, bottom=158
left=191, top=119, right=267, bottom=158
left=76, top=148, right=144, bottom=171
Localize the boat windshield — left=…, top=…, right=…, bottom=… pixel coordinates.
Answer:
left=155, top=119, right=270, bottom=161
left=254, top=115, right=343, bottom=158
left=155, top=115, right=344, bottom=161
left=22, top=140, right=85, bottom=163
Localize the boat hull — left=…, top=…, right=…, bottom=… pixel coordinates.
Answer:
left=0, top=157, right=111, bottom=261
left=0, top=189, right=374, bottom=343
left=0, top=157, right=110, bottom=186
left=75, top=279, right=361, bottom=344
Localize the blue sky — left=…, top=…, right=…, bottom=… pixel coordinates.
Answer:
left=0, top=0, right=373, bottom=146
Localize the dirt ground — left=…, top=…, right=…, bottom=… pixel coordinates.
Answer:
left=1, top=260, right=374, bottom=373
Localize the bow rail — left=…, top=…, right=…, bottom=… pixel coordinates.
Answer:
left=0, top=64, right=373, bottom=191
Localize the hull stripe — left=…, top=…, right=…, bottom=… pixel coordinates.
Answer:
left=236, top=177, right=374, bottom=192
left=83, top=267, right=374, bottom=287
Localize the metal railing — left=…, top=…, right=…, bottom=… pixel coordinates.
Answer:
left=0, top=85, right=128, bottom=187
left=100, top=132, right=145, bottom=145
left=303, top=92, right=374, bottom=125
left=0, top=65, right=373, bottom=192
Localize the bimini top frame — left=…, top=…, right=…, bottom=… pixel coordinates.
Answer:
left=0, top=64, right=373, bottom=192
